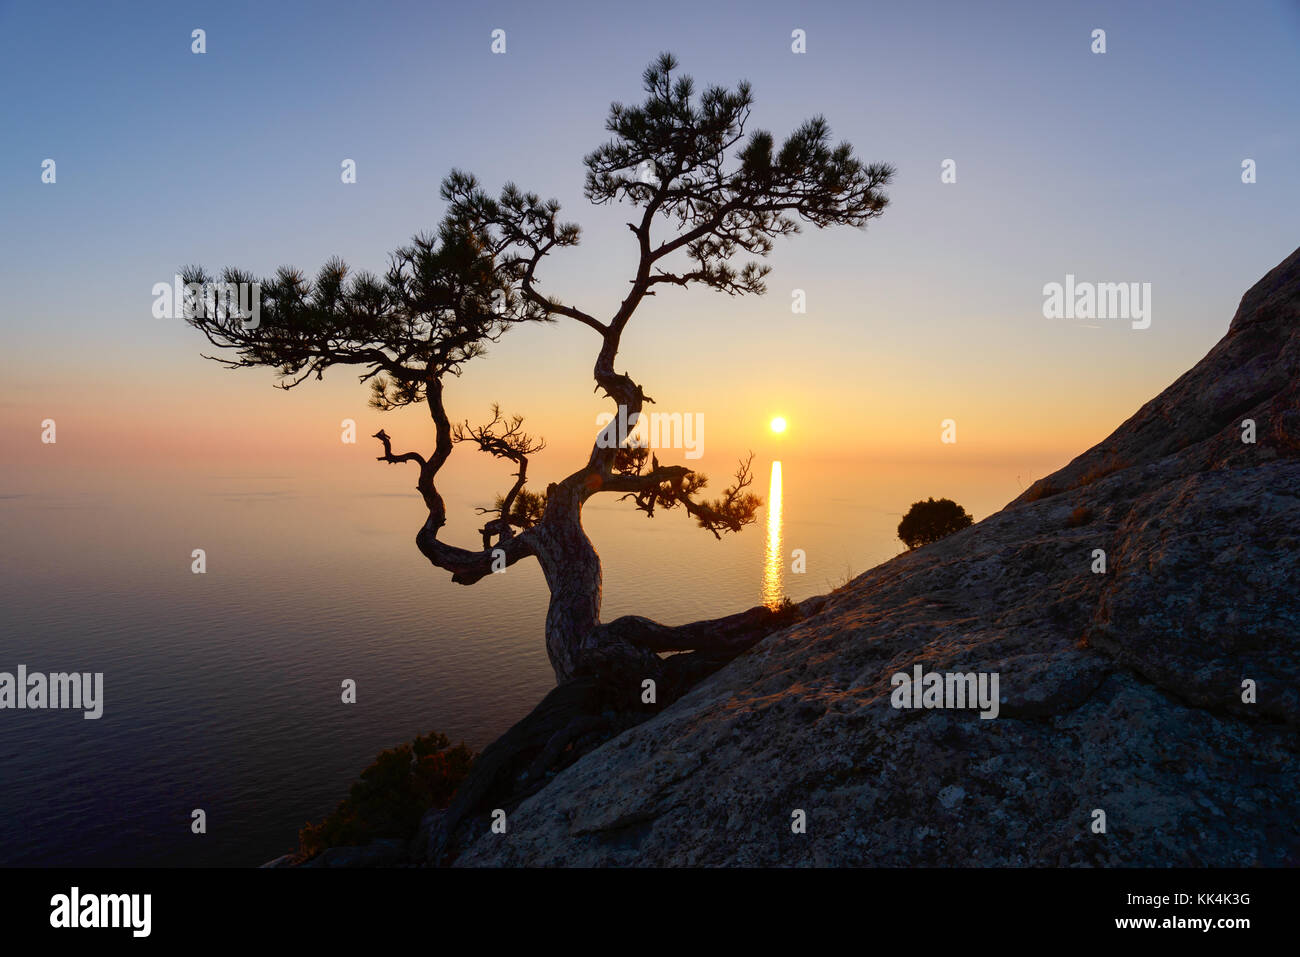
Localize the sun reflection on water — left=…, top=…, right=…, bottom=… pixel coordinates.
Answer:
left=762, top=460, right=783, bottom=609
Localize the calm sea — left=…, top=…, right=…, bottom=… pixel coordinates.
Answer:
left=0, top=458, right=1026, bottom=865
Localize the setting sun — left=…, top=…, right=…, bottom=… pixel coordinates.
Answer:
left=770, top=416, right=787, bottom=434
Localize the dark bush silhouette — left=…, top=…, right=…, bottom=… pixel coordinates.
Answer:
left=897, top=497, right=973, bottom=549
left=298, top=731, right=476, bottom=856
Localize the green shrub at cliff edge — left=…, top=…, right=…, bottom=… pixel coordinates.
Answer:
left=298, top=731, right=476, bottom=857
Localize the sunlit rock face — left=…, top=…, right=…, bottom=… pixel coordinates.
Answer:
left=454, top=247, right=1300, bottom=867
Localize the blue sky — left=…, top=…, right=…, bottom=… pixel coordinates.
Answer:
left=2, top=0, right=1298, bottom=472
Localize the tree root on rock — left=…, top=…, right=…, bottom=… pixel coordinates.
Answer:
left=422, top=599, right=817, bottom=865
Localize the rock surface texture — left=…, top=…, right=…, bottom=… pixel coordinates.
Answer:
left=452, top=246, right=1300, bottom=867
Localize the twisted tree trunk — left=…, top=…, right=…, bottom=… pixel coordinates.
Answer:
left=391, top=350, right=754, bottom=682
left=530, top=480, right=604, bottom=682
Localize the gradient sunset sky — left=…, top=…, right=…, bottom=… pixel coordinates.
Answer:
left=2, top=0, right=1298, bottom=498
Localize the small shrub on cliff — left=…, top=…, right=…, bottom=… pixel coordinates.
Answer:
left=1023, top=480, right=1060, bottom=502
left=774, top=596, right=802, bottom=620
left=897, top=497, right=974, bottom=550
left=1077, top=456, right=1129, bottom=487
left=298, top=731, right=476, bottom=857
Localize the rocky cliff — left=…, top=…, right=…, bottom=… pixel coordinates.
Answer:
left=451, top=246, right=1300, bottom=867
